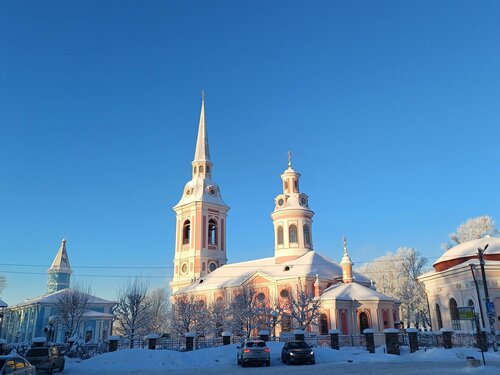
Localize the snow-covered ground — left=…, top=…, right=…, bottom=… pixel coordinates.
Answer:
left=65, top=342, right=500, bottom=374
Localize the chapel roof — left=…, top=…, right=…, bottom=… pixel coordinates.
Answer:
left=433, top=236, right=500, bottom=272
left=321, top=281, right=398, bottom=302
left=7, top=288, right=115, bottom=309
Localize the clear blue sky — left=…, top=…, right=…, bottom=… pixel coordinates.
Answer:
left=1, top=1, right=499, bottom=305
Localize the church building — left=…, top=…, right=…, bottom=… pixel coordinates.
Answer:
left=170, top=97, right=400, bottom=336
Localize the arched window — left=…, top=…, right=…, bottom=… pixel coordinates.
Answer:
left=277, top=226, right=284, bottom=245
left=294, top=180, right=298, bottom=191
left=449, top=298, right=460, bottom=330
left=199, top=165, right=204, bottom=173
left=319, top=314, right=328, bottom=335
left=289, top=225, right=298, bottom=243
left=208, top=219, right=217, bottom=245
left=382, top=310, right=389, bottom=329
left=468, top=299, right=474, bottom=307
left=284, top=181, right=288, bottom=191
left=183, top=220, right=191, bottom=244
left=303, top=225, right=311, bottom=247
left=359, top=312, right=369, bottom=333
left=193, top=166, right=197, bottom=174
left=281, top=314, right=291, bottom=333
left=435, top=304, right=443, bottom=330
left=206, top=166, right=210, bottom=174
left=340, top=311, right=348, bottom=335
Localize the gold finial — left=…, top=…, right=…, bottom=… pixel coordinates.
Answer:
left=343, top=235, right=347, bottom=255
left=288, top=151, right=292, bottom=168
left=201, top=89, right=205, bottom=103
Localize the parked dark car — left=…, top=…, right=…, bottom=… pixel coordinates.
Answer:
left=281, top=341, right=315, bottom=365
left=25, top=347, right=64, bottom=374
left=236, top=340, right=271, bottom=367
left=0, top=354, right=36, bottom=374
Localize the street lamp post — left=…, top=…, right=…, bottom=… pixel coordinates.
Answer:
left=270, top=310, right=278, bottom=339
left=477, top=244, right=498, bottom=352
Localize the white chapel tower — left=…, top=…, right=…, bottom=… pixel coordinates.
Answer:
left=272, top=153, right=314, bottom=264
left=170, top=94, right=230, bottom=293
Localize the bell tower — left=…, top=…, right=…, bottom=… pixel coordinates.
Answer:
left=170, top=94, right=230, bottom=293
left=271, top=152, right=314, bottom=264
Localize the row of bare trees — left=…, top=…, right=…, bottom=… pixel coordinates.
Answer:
left=169, top=286, right=322, bottom=338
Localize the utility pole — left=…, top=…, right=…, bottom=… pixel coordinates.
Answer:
left=477, top=244, right=498, bottom=352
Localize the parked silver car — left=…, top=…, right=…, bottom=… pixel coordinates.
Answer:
left=25, top=347, right=64, bottom=374
left=0, top=355, right=36, bottom=374
left=236, top=340, right=270, bottom=367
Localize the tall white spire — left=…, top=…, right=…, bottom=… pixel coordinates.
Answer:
left=193, top=91, right=210, bottom=163
left=49, top=239, right=72, bottom=273
left=47, top=239, right=72, bottom=294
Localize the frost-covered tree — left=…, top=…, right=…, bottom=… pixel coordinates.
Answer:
left=227, top=285, right=267, bottom=338
left=445, top=215, right=497, bottom=250
left=113, top=279, right=152, bottom=347
left=285, top=289, right=322, bottom=330
left=146, top=288, right=170, bottom=334
left=207, top=299, right=227, bottom=337
left=169, top=294, right=208, bottom=337
left=358, top=247, right=430, bottom=329
left=54, top=284, right=92, bottom=340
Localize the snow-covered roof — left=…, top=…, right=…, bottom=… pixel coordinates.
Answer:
left=0, top=299, right=7, bottom=308
left=174, top=176, right=227, bottom=208
left=321, top=282, right=397, bottom=302
left=433, top=236, right=500, bottom=267
left=419, top=257, right=500, bottom=280
left=82, top=310, right=115, bottom=319
left=49, top=239, right=72, bottom=273
left=8, top=288, right=115, bottom=308
left=177, top=251, right=370, bottom=293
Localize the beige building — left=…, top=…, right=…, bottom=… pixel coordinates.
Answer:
left=170, top=97, right=400, bottom=335
left=418, top=236, right=500, bottom=332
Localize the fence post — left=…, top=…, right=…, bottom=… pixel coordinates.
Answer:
left=363, top=329, right=375, bottom=353
left=222, top=331, right=232, bottom=345
left=294, top=329, right=305, bottom=341
left=406, top=328, right=419, bottom=353
left=146, top=333, right=159, bottom=350
left=329, top=329, right=339, bottom=350
left=108, top=336, right=120, bottom=352
left=185, top=332, right=195, bottom=351
left=383, top=328, right=400, bottom=355
left=441, top=328, right=453, bottom=349
left=259, top=330, right=270, bottom=342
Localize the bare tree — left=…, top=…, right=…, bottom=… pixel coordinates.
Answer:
left=169, top=294, right=208, bottom=337
left=358, top=247, right=430, bottom=329
left=113, top=279, right=151, bottom=348
left=446, top=215, right=497, bottom=249
left=54, top=285, right=92, bottom=341
left=227, top=285, right=267, bottom=338
left=285, top=289, right=322, bottom=330
left=146, top=288, right=170, bottom=334
left=207, top=299, right=227, bottom=337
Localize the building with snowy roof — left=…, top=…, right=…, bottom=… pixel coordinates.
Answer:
left=0, top=240, right=115, bottom=344
left=418, top=236, right=500, bottom=332
left=169, top=97, right=400, bottom=336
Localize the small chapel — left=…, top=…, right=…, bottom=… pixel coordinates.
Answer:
left=170, top=96, right=400, bottom=336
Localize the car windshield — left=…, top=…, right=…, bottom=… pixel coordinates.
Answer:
left=246, top=341, right=266, bottom=348
left=288, top=342, right=310, bottom=349
left=26, top=348, right=48, bottom=356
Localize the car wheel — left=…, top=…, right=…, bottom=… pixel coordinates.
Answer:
left=266, top=360, right=271, bottom=367
left=60, top=361, right=65, bottom=372
left=48, top=364, right=55, bottom=374
left=242, top=361, right=247, bottom=368
left=310, top=360, right=315, bottom=365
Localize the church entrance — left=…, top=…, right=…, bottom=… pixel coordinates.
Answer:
left=359, top=312, right=369, bottom=333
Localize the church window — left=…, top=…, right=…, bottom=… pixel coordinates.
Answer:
left=340, top=311, right=348, bottom=335
left=206, top=166, right=210, bottom=174
left=193, top=166, right=197, bottom=174
left=183, top=220, right=191, bottom=244
left=277, top=226, right=284, bottom=245
left=467, top=299, right=474, bottom=307
left=435, top=304, right=443, bottom=330
left=199, top=166, right=204, bottom=173
left=181, top=263, right=188, bottom=274
left=289, top=225, right=298, bottom=243
left=284, top=181, right=288, bottom=191
left=208, top=219, right=217, bottom=245
left=449, top=298, right=460, bottom=330
left=256, top=293, right=265, bottom=302
left=303, top=225, right=311, bottom=247
left=294, top=180, right=298, bottom=191
left=280, top=289, right=289, bottom=298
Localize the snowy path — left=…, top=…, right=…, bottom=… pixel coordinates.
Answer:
left=64, top=342, right=500, bottom=375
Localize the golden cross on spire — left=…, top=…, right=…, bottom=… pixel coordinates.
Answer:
left=288, top=151, right=292, bottom=168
